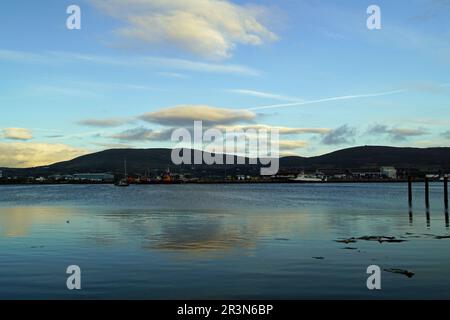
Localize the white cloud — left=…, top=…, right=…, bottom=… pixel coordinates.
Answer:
left=0, top=49, right=260, bottom=76
left=249, top=90, right=408, bottom=111
left=91, top=0, right=278, bottom=60
left=92, top=142, right=136, bottom=149
left=141, top=56, right=260, bottom=75
left=2, top=128, right=33, bottom=141
left=0, top=142, right=87, bottom=168
left=228, top=89, right=303, bottom=102
left=321, top=125, right=356, bottom=145
left=140, top=105, right=256, bottom=126
left=0, top=49, right=48, bottom=64
left=368, top=125, right=428, bottom=141
left=78, top=117, right=131, bottom=128
left=157, top=72, right=189, bottom=79
left=278, top=140, right=308, bottom=150
left=111, top=127, right=173, bottom=141
left=215, top=124, right=330, bottom=135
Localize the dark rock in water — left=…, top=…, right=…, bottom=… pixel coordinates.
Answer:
left=382, top=239, right=407, bottom=243
left=66, top=220, right=70, bottom=224
left=275, top=238, right=290, bottom=241
left=435, top=235, right=450, bottom=239
left=335, top=238, right=357, bottom=244
left=342, top=247, right=358, bottom=250
left=312, top=257, right=325, bottom=260
left=358, top=236, right=395, bottom=241
left=358, top=236, right=391, bottom=241
left=335, top=235, right=407, bottom=244
left=357, top=236, right=406, bottom=243
left=384, top=268, right=415, bottom=278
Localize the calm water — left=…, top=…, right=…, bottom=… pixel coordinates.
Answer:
left=0, top=183, right=449, bottom=299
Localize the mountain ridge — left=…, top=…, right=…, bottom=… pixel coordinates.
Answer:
left=2, top=146, right=450, bottom=177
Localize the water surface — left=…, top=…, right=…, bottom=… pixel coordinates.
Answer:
left=0, top=183, right=449, bottom=299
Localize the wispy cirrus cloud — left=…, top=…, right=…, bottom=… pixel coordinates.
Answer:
left=410, top=0, right=450, bottom=22
left=246, top=83, right=450, bottom=111
left=249, top=90, right=407, bottom=111
left=157, top=72, right=189, bottom=79
left=141, top=56, right=260, bottom=76
left=215, top=124, right=330, bottom=135
left=90, top=0, right=278, bottom=60
left=28, top=85, right=99, bottom=98
left=0, top=49, right=260, bottom=76
left=0, top=49, right=48, bottom=64
left=78, top=117, right=132, bottom=128
left=228, top=89, right=303, bottom=102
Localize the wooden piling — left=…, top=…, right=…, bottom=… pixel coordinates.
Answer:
left=408, top=176, right=413, bottom=207
left=445, top=175, right=448, bottom=212
left=445, top=175, right=449, bottom=228
left=425, top=176, right=430, bottom=211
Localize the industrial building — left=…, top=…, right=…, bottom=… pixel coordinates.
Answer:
left=72, top=173, right=114, bottom=182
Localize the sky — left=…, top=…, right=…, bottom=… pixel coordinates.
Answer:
left=1, top=0, right=450, bottom=168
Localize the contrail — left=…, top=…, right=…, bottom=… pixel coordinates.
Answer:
left=248, top=89, right=408, bottom=111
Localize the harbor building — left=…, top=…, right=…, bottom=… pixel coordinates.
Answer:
left=380, top=166, right=397, bottom=179
left=72, top=173, right=114, bottom=182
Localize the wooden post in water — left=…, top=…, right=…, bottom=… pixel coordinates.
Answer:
left=408, top=176, right=413, bottom=220
left=425, top=176, right=431, bottom=226
left=445, top=175, right=449, bottom=213
left=445, top=175, right=449, bottom=228
left=408, top=176, right=413, bottom=207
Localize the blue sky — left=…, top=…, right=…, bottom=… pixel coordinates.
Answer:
left=1, top=0, right=450, bottom=167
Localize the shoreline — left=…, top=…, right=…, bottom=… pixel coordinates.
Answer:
left=0, top=178, right=441, bottom=186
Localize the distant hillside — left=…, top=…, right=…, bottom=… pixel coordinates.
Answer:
left=3, top=149, right=261, bottom=177
left=280, top=146, right=450, bottom=170
left=3, top=146, right=450, bottom=177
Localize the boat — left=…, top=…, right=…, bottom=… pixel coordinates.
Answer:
left=290, top=172, right=326, bottom=182
left=115, top=159, right=130, bottom=187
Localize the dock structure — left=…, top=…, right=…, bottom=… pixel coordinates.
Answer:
left=425, top=177, right=430, bottom=212
left=407, top=175, right=450, bottom=227
left=408, top=176, right=413, bottom=206
left=408, top=176, right=413, bottom=223
left=445, top=175, right=448, bottom=213
left=445, top=175, right=449, bottom=227
left=425, top=177, right=431, bottom=226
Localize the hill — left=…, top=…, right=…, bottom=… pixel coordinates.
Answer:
left=280, top=146, right=450, bottom=170
left=2, top=146, right=450, bottom=177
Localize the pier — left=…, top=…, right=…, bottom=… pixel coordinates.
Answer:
left=408, top=175, right=449, bottom=227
